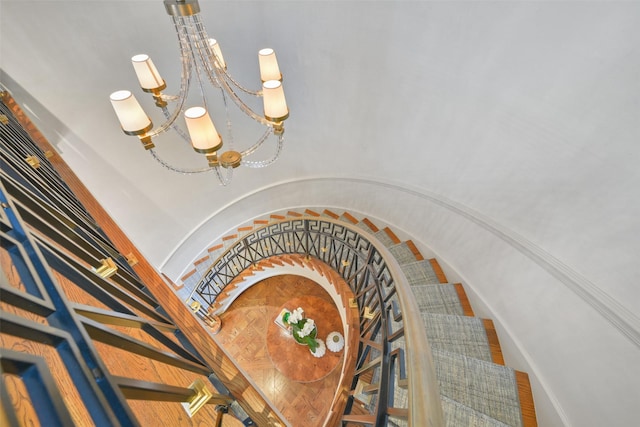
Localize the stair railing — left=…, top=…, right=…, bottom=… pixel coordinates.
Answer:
left=191, top=217, right=443, bottom=426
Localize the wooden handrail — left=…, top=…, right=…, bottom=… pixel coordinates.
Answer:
left=382, top=245, right=445, bottom=427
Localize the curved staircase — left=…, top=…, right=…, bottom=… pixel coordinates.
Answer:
left=176, top=209, right=537, bottom=426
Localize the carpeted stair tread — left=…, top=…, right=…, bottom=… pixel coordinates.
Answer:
left=400, top=259, right=440, bottom=286
left=421, top=313, right=493, bottom=362
left=388, top=242, right=420, bottom=265
left=388, top=418, right=408, bottom=427
left=432, top=349, right=523, bottom=427
left=373, top=229, right=397, bottom=248
left=441, top=395, right=511, bottom=427
left=410, top=283, right=465, bottom=315
left=356, top=220, right=376, bottom=233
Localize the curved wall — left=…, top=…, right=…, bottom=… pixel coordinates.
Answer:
left=163, top=178, right=640, bottom=427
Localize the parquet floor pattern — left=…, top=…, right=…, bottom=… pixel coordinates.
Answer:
left=215, top=275, right=343, bottom=427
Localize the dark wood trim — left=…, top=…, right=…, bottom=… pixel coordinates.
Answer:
left=194, top=255, right=209, bottom=266
left=453, top=283, right=475, bottom=317
left=341, top=211, right=359, bottom=224
left=482, top=319, right=505, bottom=365
left=360, top=218, right=379, bottom=232
left=429, top=258, right=448, bottom=283
left=516, top=370, right=538, bottom=427
left=180, top=268, right=197, bottom=282
left=208, top=244, right=224, bottom=253
left=383, top=227, right=401, bottom=244
left=405, top=240, right=424, bottom=261
left=322, top=209, right=340, bottom=219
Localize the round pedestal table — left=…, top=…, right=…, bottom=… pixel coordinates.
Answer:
left=266, top=295, right=344, bottom=382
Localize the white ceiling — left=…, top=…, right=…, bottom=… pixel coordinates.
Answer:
left=3, top=2, right=640, bottom=425
left=3, top=1, right=638, bottom=272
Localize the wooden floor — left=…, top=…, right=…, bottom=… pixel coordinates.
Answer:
left=215, top=275, right=344, bottom=427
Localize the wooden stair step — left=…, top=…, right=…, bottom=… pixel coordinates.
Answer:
left=516, top=371, right=538, bottom=427
left=359, top=218, right=379, bottom=233
left=429, top=258, right=448, bottom=283
left=483, top=319, right=505, bottom=366
left=237, top=226, right=254, bottom=236
left=322, top=209, right=340, bottom=219
left=454, top=283, right=475, bottom=317
left=339, top=211, right=359, bottom=224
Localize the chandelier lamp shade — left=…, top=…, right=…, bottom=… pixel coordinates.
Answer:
left=109, top=0, right=289, bottom=185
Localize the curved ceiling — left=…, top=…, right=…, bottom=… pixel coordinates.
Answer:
left=3, top=2, right=640, bottom=425
left=3, top=1, right=637, bottom=274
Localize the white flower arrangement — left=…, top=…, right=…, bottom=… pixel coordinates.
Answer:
left=282, top=306, right=323, bottom=355
left=297, top=318, right=316, bottom=338
left=288, top=307, right=304, bottom=324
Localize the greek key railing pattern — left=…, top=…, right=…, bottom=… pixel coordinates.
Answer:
left=194, top=218, right=411, bottom=425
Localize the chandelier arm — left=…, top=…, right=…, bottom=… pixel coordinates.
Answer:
left=189, top=13, right=261, bottom=97
left=162, top=106, right=192, bottom=144
left=211, top=63, right=280, bottom=128
left=144, top=15, right=194, bottom=139
left=217, top=66, right=262, bottom=97
left=189, top=13, right=243, bottom=153
left=187, top=16, right=215, bottom=111
left=240, top=128, right=272, bottom=158
left=213, top=163, right=233, bottom=186
left=149, top=149, right=232, bottom=187
left=159, top=94, right=181, bottom=102
left=242, top=134, right=284, bottom=169
left=219, top=86, right=235, bottom=149
left=148, top=149, right=214, bottom=174
left=190, top=14, right=222, bottom=89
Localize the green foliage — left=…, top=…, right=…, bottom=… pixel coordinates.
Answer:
left=292, top=321, right=318, bottom=352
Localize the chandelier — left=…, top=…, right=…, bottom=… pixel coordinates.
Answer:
left=109, top=0, right=289, bottom=186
